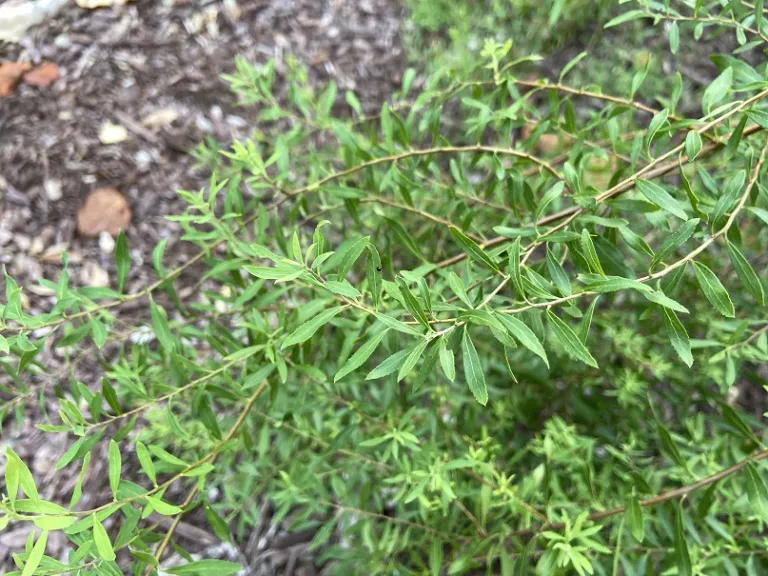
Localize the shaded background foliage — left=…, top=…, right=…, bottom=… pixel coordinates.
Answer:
left=2, top=1, right=768, bottom=575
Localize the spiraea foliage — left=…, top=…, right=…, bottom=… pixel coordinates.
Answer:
left=2, top=2, right=768, bottom=575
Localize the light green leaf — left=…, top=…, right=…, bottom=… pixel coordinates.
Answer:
left=692, top=261, right=735, bottom=318
left=147, top=495, right=183, bottom=516
left=149, top=296, right=175, bottom=352
left=546, top=310, right=598, bottom=368
left=325, top=280, right=361, bottom=299
left=108, top=440, right=121, bottom=499
left=658, top=423, right=691, bottom=474
left=92, top=515, right=116, bottom=561
left=744, top=464, right=768, bottom=521
left=439, top=336, right=456, bottom=381
left=21, top=530, right=47, bottom=576
left=546, top=247, right=571, bottom=296
left=508, top=237, right=526, bottom=300
left=644, top=290, right=689, bottom=314
left=727, top=243, right=764, bottom=305
left=636, top=179, right=688, bottom=220
left=338, top=236, right=370, bottom=280
left=413, top=339, right=441, bottom=392
left=645, top=109, right=668, bottom=155
left=165, top=559, right=242, bottom=575
left=366, top=348, right=410, bottom=380
left=335, top=330, right=390, bottom=382
left=282, top=306, right=344, bottom=349
left=449, top=226, right=500, bottom=272
left=397, top=278, right=432, bottom=331
left=136, top=442, right=156, bottom=485
left=669, top=21, right=679, bottom=54
left=583, top=276, right=651, bottom=294
left=685, top=131, right=702, bottom=162
left=462, top=328, right=488, bottom=405
left=580, top=229, right=605, bottom=276
left=398, top=339, right=429, bottom=382
left=604, top=9, right=649, bottom=28
left=447, top=271, right=473, bottom=308
left=497, top=314, right=548, bottom=367
left=652, top=218, right=700, bottom=269
left=702, top=67, right=732, bottom=114
left=625, top=495, right=644, bottom=542
left=365, top=244, right=383, bottom=308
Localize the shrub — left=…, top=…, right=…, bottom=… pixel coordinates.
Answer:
left=2, top=2, right=768, bottom=575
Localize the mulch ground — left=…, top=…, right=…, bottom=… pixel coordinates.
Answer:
left=0, top=0, right=405, bottom=573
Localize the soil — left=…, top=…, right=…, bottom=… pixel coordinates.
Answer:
left=0, top=0, right=405, bottom=573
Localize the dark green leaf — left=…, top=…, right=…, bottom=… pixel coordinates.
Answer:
left=462, top=328, right=488, bottom=405
left=397, top=278, right=432, bottom=331
left=508, top=237, right=526, bottom=300
left=335, top=329, right=389, bottom=382
left=674, top=503, right=692, bottom=576
left=449, top=226, right=500, bottom=272
left=397, top=338, right=429, bottom=382
left=497, top=314, right=549, bottom=367
left=165, top=560, right=242, bottom=575
left=366, top=348, right=410, bottom=380
left=657, top=423, right=691, bottom=474
left=625, top=494, right=644, bottom=542
left=663, top=308, right=693, bottom=366
left=108, top=440, right=121, bottom=499
left=282, top=306, right=344, bottom=349
left=115, top=231, right=130, bottom=293
left=727, top=243, right=764, bottom=305
left=692, top=261, right=735, bottom=318
left=636, top=179, right=688, bottom=220
left=149, top=296, right=175, bottom=352
left=546, top=310, right=598, bottom=368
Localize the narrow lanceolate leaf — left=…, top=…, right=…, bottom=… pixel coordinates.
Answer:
left=674, top=503, right=692, bottom=576
left=366, top=348, right=410, bottom=380
left=652, top=218, right=700, bottom=269
left=663, top=308, right=693, bottom=366
left=397, top=278, right=432, bottom=331
left=508, top=237, right=526, bottom=300
left=115, top=231, right=130, bottom=293
left=546, top=247, right=571, bottom=296
left=625, top=495, right=644, bottom=542
left=692, top=261, right=735, bottom=318
left=685, top=130, right=702, bottom=162
left=92, top=515, right=116, bottom=561
left=546, top=310, right=598, bottom=368
left=365, top=244, right=383, bottom=308
left=165, top=560, right=242, bottom=576
left=657, top=423, right=691, bottom=475
left=149, top=296, right=175, bottom=352
left=21, top=529, right=47, bottom=576
left=744, top=464, right=768, bottom=520
left=462, top=328, right=488, bottom=405
left=580, top=229, right=605, bottom=276
left=449, top=226, right=500, bottom=273
left=282, top=306, right=344, bottom=349
left=636, top=179, right=688, bottom=220
left=497, top=313, right=549, bottom=367
left=645, top=109, right=668, bottom=155
left=397, top=339, right=429, bottom=382
left=644, top=290, right=689, bottom=314
left=439, top=336, right=456, bottom=381
left=413, top=339, right=440, bottom=392
left=727, top=243, right=765, bottom=305
left=108, top=440, right=121, bottom=499
left=338, top=236, right=370, bottom=280
left=578, top=296, right=599, bottom=343
left=335, top=329, right=390, bottom=382
left=447, top=271, right=473, bottom=308
left=583, top=276, right=652, bottom=294
left=147, top=495, right=183, bottom=516
left=135, top=441, right=156, bottom=485
left=721, top=404, right=762, bottom=446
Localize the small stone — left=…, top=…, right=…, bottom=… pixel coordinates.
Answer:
left=142, top=108, right=179, bottom=128
left=99, top=122, right=129, bottom=144
left=39, top=242, right=69, bottom=263
left=44, top=178, right=62, bottom=201
left=22, top=62, right=59, bottom=88
left=99, top=231, right=115, bottom=253
left=80, top=260, right=110, bottom=287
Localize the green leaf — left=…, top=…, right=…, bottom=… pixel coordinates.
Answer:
left=108, top=440, right=121, bottom=499
left=702, top=67, right=732, bottom=114
left=497, top=314, right=549, bottom=367
left=413, top=339, right=441, bottom=392
left=153, top=237, right=168, bottom=276
left=20, top=530, right=47, bottom=576
left=636, top=179, right=688, bottom=220
left=345, top=90, right=362, bottom=115
left=644, top=290, right=689, bottom=314
left=366, top=348, right=410, bottom=380
left=685, top=131, right=702, bottom=162
left=692, top=261, right=735, bottom=318
left=149, top=296, right=175, bottom=352
left=652, top=218, right=700, bottom=269
left=645, top=109, right=668, bottom=155
left=559, top=51, right=588, bottom=83
left=546, top=247, right=571, bottom=296
left=669, top=21, right=679, bottom=54
left=657, top=423, right=691, bottom=474
left=580, top=230, right=605, bottom=276
left=365, top=244, right=383, bottom=308
left=578, top=297, right=599, bottom=343
left=165, top=560, right=242, bottom=575
left=397, top=278, right=432, bottom=332
left=5, top=447, right=38, bottom=504
left=439, top=336, right=456, bottom=381
left=674, top=503, right=692, bottom=576
left=147, top=495, right=182, bottom=516
left=744, top=464, right=768, bottom=520
left=335, top=330, right=389, bottom=382
left=135, top=442, right=156, bottom=485
left=546, top=310, right=598, bottom=368
left=508, top=237, right=526, bottom=300
left=663, top=308, right=693, bottom=366
left=338, top=236, right=370, bottom=280
left=204, top=502, right=231, bottom=543
left=625, top=495, right=644, bottom=542
left=727, top=243, right=765, bottom=305
left=385, top=217, right=423, bottom=261
left=92, top=515, right=116, bottom=561
left=604, top=9, right=649, bottom=27
left=381, top=103, right=393, bottom=150
left=449, top=226, right=500, bottom=272
left=430, top=539, right=443, bottom=576
left=536, top=181, right=565, bottom=219
left=115, top=231, right=130, bottom=293
left=758, top=0, right=765, bottom=34
left=325, top=280, right=361, bottom=299
left=397, top=339, right=429, bottom=382
left=462, top=328, right=488, bottom=405
left=447, top=271, right=473, bottom=308
left=583, top=276, right=651, bottom=294
left=721, top=404, right=761, bottom=446
left=724, top=115, right=747, bottom=160
left=282, top=306, right=344, bottom=349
